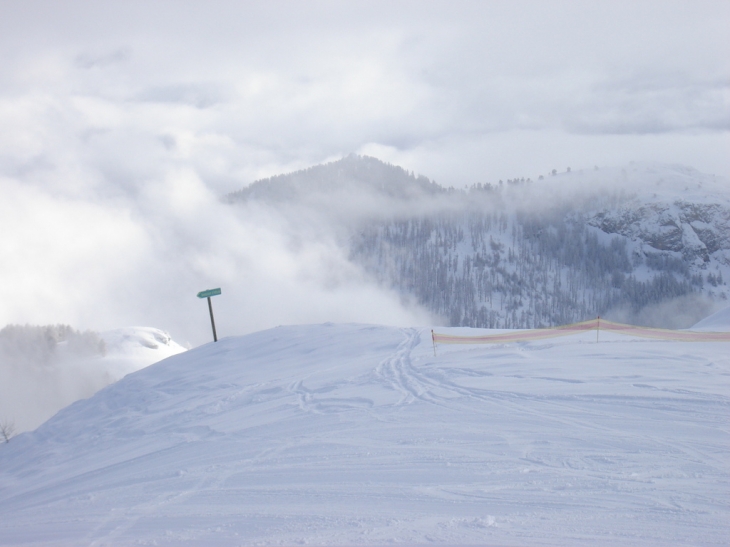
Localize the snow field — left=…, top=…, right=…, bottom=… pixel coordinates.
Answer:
left=0, top=321, right=728, bottom=546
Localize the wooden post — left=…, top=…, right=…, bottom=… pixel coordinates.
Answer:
left=207, top=297, right=218, bottom=342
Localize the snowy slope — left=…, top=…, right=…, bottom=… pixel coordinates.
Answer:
left=0, top=327, right=186, bottom=433
left=98, top=326, right=188, bottom=380
left=0, top=323, right=728, bottom=546
left=691, top=304, right=730, bottom=330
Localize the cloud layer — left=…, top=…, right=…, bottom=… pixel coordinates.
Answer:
left=0, top=0, right=728, bottom=345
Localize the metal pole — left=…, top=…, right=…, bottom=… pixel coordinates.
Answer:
left=207, top=296, right=218, bottom=342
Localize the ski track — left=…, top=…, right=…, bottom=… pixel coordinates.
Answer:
left=374, top=328, right=427, bottom=405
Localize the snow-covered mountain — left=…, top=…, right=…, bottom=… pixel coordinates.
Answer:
left=226, top=153, right=442, bottom=204
left=0, top=325, right=186, bottom=433
left=0, top=318, right=728, bottom=545
left=229, top=157, right=730, bottom=329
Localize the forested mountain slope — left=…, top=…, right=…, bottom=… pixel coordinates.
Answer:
left=229, top=156, right=730, bottom=328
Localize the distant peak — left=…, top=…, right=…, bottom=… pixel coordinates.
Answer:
left=225, top=154, right=443, bottom=204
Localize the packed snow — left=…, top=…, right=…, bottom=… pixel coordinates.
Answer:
left=0, top=319, right=728, bottom=546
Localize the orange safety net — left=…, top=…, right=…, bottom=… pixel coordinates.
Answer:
left=431, top=318, right=730, bottom=345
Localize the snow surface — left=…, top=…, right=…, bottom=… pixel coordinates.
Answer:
left=691, top=304, right=730, bottom=330
left=0, top=323, right=728, bottom=546
left=98, top=327, right=188, bottom=381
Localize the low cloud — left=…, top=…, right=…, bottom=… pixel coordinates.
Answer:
left=0, top=325, right=111, bottom=432
left=605, top=294, right=721, bottom=330
left=0, top=1, right=730, bottom=344
left=0, top=162, right=436, bottom=347
left=0, top=324, right=186, bottom=432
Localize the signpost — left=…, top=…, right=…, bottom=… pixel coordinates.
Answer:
left=197, top=288, right=222, bottom=342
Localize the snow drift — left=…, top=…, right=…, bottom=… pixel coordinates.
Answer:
left=0, top=322, right=728, bottom=545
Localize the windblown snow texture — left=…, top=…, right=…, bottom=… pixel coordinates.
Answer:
left=0, top=319, right=728, bottom=545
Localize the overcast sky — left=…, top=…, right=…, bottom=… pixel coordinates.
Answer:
left=1, top=0, right=728, bottom=187
left=0, top=0, right=728, bottom=344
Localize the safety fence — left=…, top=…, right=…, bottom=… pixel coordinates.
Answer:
left=431, top=317, right=730, bottom=346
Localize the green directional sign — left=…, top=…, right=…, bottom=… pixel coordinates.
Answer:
left=197, top=288, right=221, bottom=299
left=197, top=288, right=222, bottom=342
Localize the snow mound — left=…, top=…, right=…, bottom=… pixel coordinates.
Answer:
left=99, top=326, right=187, bottom=379
left=0, top=323, right=728, bottom=545
left=691, top=304, right=730, bottom=330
